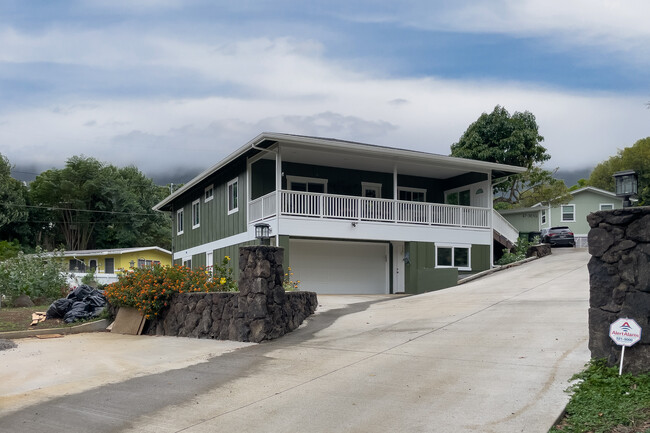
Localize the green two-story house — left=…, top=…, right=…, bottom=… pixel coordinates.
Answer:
left=153, top=133, right=525, bottom=295
left=499, top=186, right=624, bottom=247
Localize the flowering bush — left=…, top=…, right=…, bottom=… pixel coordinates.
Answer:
left=283, top=266, right=301, bottom=291
left=104, top=256, right=237, bottom=319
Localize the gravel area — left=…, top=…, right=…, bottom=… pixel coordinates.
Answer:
left=0, top=339, right=17, bottom=351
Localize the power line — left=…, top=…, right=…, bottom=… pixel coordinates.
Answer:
left=2, top=203, right=161, bottom=217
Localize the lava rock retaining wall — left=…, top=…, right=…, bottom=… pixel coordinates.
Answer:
left=146, top=246, right=317, bottom=343
left=587, top=207, right=650, bottom=374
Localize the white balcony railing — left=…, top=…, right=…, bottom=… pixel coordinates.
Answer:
left=249, top=190, right=491, bottom=229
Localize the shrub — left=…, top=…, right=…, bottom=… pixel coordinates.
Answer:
left=0, top=247, right=69, bottom=305
left=497, top=236, right=539, bottom=266
left=104, top=256, right=237, bottom=319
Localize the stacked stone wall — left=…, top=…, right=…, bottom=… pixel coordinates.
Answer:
left=146, top=246, right=317, bottom=343
left=587, top=207, right=650, bottom=373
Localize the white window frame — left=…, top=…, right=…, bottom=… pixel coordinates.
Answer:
left=206, top=251, right=213, bottom=277
left=204, top=185, right=214, bottom=203
left=561, top=204, right=576, bottom=222
left=227, top=178, right=239, bottom=214
left=176, top=208, right=184, bottom=235
left=398, top=186, right=427, bottom=202
left=541, top=209, right=547, bottom=225
left=435, top=244, right=471, bottom=271
left=286, top=175, right=328, bottom=193
left=191, top=199, right=200, bottom=229
left=599, top=203, right=614, bottom=211
left=361, top=182, right=382, bottom=198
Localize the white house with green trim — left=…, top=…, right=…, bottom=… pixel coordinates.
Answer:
left=153, top=133, right=525, bottom=295
left=498, top=186, right=624, bottom=248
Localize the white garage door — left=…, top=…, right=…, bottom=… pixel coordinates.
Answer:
left=289, top=240, right=389, bottom=294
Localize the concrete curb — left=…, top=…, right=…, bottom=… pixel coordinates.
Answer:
left=458, top=256, right=539, bottom=285
left=0, top=319, right=110, bottom=340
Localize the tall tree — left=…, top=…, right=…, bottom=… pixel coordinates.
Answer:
left=30, top=156, right=171, bottom=250
left=450, top=105, right=566, bottom=207
left=0, top=153, right=29, bottom=238
left=588, top=137, right=650, bottom=205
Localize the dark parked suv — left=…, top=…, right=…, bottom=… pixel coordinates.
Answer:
left=541, top=226, right=575, bottom=247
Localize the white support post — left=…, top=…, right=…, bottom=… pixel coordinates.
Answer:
left=275, top=146, right=281, bottom=246
left=488, top=170, right=494, bottom=267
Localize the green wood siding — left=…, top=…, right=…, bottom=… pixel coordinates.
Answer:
left=404, top=241, right=488, bottom=294
left=471, top=244, right=490, bottom=272
left=251, top=159, right=276, bottom=200
left=282, top=162, right=464, bottom=203
left=172, top=169, right=248, bottom=252
left=211, top=240, right=257, bottom=280
left=502, top=210, right=542, bottom=233
left=283, top=162, right=394, bottom=198
left=549, top=191, right=622, bottom=235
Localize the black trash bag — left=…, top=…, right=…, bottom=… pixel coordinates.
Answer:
left=67, top=285, right=95, bottom=302
left=49, top=285, right=107, bottom=323
left=46, top=298, right=74, bottom=319
left=84, top=292, right=106, bottom=308
left=63, top=301, right=95, bottom=324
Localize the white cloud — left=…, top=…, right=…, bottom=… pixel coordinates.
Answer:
left=343, top=0, right=650, bottom=65
left=0, top=28, right=647, bottom=181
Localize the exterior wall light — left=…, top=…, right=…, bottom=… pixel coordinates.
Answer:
left=255, top=222, right=271, bottom=245
left=613, top=170, right=638, bottom=208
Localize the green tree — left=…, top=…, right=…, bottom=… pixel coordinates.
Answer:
left=0, top=153, right=28, bottom=233
left=587, top=137, right=650, bottom=205
left=30, top=156, right=171, bottom=250
left=517, top=167, right=572, bottom=208
left=451, top=106, right=565, bottom=206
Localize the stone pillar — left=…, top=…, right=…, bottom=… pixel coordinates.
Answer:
left=238, top=245, right=287, bottom=343
left=587, top=207, right=650, bottom=374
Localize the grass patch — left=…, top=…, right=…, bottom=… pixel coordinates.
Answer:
left=551, top=359, right=650, bottom=433
left=0, top=305, right=104, bottom=332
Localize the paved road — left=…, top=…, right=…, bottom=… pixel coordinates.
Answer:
left=0, top=249, right=590, bottom=433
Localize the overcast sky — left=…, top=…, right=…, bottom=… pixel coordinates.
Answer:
left=1, top=0, right=649, bottom=184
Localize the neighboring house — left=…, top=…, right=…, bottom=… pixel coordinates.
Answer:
left=498, top=187, right=624, bottom=247
left=153, top=133, right=525, bottom=295
left=57, top=247, right=172, bottom=286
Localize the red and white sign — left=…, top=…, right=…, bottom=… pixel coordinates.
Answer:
left=609, top=318, right=642, bottom=347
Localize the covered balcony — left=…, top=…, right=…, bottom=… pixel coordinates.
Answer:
left=249, top=190, right=490, bottom=229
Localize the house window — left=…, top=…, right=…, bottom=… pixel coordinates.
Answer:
left=204, top=185, right=214, bottom=203
left=192, top=199, right=200, bottom=229
left=137, top=259, right=154, bottom=268
left=446, top=189, right=470, bottom=206
left=287, top=176, right=328, bottom=193
left=561, top=205, right=575, bottom=222
left=436, top=245, right=471, bottom=270
left=541, top=209, right=547, bottom=225
left=398, top=187, right=426, bottom=202
left=105, top=258, right=114, bottom=273
left=362, top=182, right=382, bottom=198
left=176, top=208, right=184, bottom=235
left=228, top=178, right=239, bottom=214
left=89, top=259, right=97, bottom=272
left=183, top=258, right=192, bottom=269
left=69, top=259, right=85, bottom=272
left=600, top=203, right=614, bottom=211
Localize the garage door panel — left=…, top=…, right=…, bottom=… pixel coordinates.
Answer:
left=289, top=240, right=388, bottom=295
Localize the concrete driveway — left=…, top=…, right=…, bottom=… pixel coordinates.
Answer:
left=0, top=248, right=590, bottom=433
